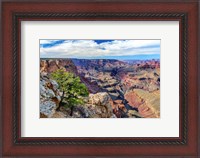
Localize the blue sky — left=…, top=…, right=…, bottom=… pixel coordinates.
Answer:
left=40, top=40, right=160, bottom=60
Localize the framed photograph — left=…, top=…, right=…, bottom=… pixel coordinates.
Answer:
left=1, top=0, right=199, bottom=157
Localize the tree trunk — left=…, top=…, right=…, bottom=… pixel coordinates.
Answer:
left=56, top=101, right=62, bottom=111
left=56, top=91, right=65, bottom=111
left=70, top=106, right=74, bottom=116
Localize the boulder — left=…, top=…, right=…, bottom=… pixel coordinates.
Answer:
left=89, top=92, right=111, bottom=106
left=88, top=92, right=114, bottom=117
left=40, top=100, right=57, bottom=117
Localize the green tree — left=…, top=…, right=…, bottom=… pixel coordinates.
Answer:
left=51, top=69, right=89, bottom=116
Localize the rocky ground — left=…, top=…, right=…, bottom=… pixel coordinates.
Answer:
left=40, top=59, right=160, bottom=118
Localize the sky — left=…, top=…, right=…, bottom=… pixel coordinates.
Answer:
left=40, top=40, right=160, bottom=60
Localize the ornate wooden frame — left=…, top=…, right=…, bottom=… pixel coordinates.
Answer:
left=1, top=1, right=199, bottom=157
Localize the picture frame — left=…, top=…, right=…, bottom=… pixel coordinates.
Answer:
left=1, top=0, right=199, bottom=157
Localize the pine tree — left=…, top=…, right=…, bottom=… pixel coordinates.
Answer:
left=51, top=69, right=89, bottom=115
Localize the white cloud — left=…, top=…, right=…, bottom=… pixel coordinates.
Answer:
left=40, top=40, right=160, bottom=58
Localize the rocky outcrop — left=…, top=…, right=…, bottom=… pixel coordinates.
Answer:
left=40, top=76, right=116, bottom=118
left=40, top=73, right=61, bottom=118
left=51, top=92, right=116, bottom=118
left=40, top=59, right=78, bottom=74
left=87, top=92, right=115, bottom=118
left=40, top=100, right=57, bottom=117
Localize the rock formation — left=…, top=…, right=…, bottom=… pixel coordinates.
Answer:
left=40, top=58, right=160, bottom=118
left=40, top=73, right=61, bottom=118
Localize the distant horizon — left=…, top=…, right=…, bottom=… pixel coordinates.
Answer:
left=40, top=40, right=160, bottom=60
left=40, top=56, right=160, bottom=61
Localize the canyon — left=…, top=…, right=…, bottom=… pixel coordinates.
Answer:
left=40, top=58, right=160, bottom=118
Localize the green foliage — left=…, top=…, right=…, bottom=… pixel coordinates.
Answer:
left=51, top=69, right=89, bottom=108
